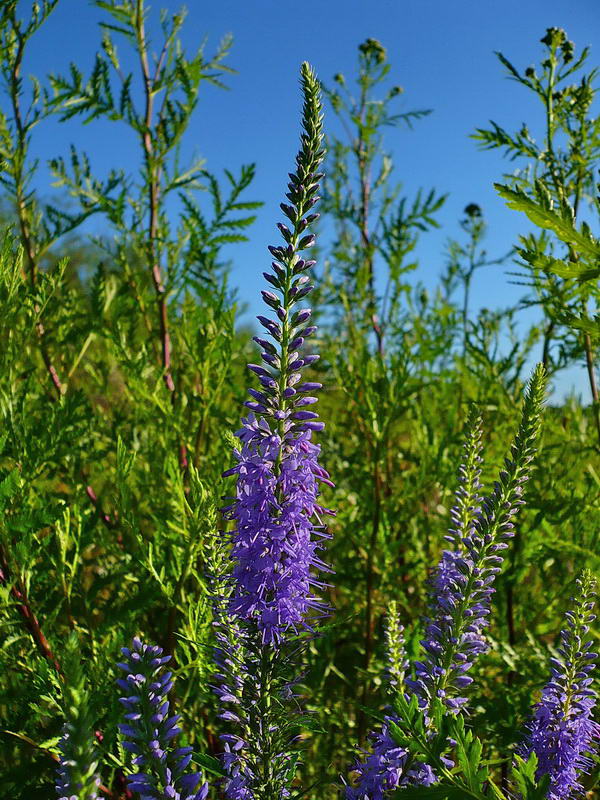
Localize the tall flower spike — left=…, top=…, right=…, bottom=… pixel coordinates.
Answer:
left=520, top=571, right=599, bottom=800
left=215, top=63, right=333, bottom=800
left=409, top=365, right=546, bottom=715
left=346, top=407, right=484, bottom=799
left=117, top=637, right=208, bottom=800
left=223, top=62, right=334, bottom=646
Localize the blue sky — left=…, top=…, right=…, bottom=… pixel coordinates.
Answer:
left=17, top=0, right=600, bottom=398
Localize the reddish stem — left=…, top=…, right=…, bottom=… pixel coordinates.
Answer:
left=0, top=544, right=62, bottom=675
left=86, top=485, right=118, bottom=531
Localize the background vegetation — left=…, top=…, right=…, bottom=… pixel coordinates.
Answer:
left=0, top=2, right=598, bottom=798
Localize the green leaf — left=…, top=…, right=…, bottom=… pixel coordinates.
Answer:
left=512, top=753, right=551, bottom=799
left=192, top=752, right=226, bottom=777
left=550, top=263, right=600, bottom=281
left=527, top=253, right=600, bottom=283
left=451, top=716, right=487, bottom=792
left=495, top=183, right=600, bottom=259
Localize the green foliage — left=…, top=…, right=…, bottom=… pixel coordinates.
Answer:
left=54, top=635, right=102, bottom=799
left=475, top=27, right=600, bottom=444
left=318, top=37, right=445, bottom=347
left=0, top=11, right=598, bottom=800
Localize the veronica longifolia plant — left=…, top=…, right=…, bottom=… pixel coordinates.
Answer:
left=222, top=63, right=331, bottom=645
left=519, top=571, right=599, bottom=800
left=214, top=62, right=333, bottom=800
left=347, top=366, right=547, bottom=798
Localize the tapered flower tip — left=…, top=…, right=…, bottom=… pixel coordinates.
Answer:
left=300, top=60, right=318, bottom=85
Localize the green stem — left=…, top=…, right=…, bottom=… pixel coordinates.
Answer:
left=257, top=644, right=278, bottom=798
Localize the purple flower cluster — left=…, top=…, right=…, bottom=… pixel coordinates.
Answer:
left=347, top=610, right=435, bottom=799
left=117, top=637, right=208, bottom=800
left=224, top=422, right=332, bottom=644
left=521, top=572, right=599, bottom=800
left=409, top=373, right=545, bottom=717
left=222, top=63, right=332, bottom=647
left=407, top=412, right=487, bottom=713
left=346, top=721, right=436, bottom=800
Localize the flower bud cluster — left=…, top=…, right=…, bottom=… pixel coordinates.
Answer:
left=117, top=637, right=208, bottom=800
left=56, top=727, right=100, bottom=800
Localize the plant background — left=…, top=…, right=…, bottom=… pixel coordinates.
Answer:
left=0, top=1, right=599, bottom=798
left=21, top=0, right=600, bottom=398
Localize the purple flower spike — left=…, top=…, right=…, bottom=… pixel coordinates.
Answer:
left=222, top=63, right=333, bottom=647
left=520, top=571, right=599, bottom=800
left=348, top=368, right=546, bottom=798
left=224, top=423, right=333, bottom=644
left=409, top=369, right=545, bottom=717
left=346, top=722, right=437, bottom=800
left=117, top=638, right=208, bottom=800
left=215, top=62, right=332, bottom=800
left=407, top=408, right=487, bottom=713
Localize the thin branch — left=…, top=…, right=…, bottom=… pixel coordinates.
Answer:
left=6, top=12, right=64, bottom=398
left=135, top=1, right=175, bottom=396
left=0, top=543, right=62, bottom=675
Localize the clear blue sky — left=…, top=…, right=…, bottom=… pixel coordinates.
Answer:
left=16, top=0, right=600, bottom=398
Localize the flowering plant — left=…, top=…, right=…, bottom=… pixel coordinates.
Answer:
left=347, top=371, right=599, bottom=800
left=0, top=6, right=595, bottom=797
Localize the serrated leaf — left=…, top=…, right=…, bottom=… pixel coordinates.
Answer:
left=0, top=469, right=21, bottom=503
left=512, top=753, right=551, bottom=800
left=543, top=262, right=600, bottom=282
